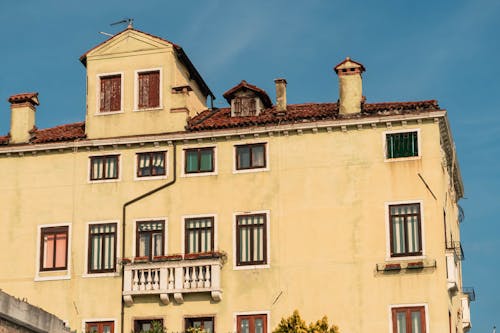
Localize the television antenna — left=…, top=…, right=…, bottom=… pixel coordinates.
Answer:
left=111, top=18, right=134, bottom=29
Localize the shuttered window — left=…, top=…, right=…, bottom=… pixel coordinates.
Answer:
left=88, top=223, right=117, bottom=273
left=185, top=148, right=214, bottom=173
left=236, top=214, right=267, bottom=266
left=389, top=203, right=422, bottom=257
left=100, top=75, right=121, bottom=112
left=138, top=70, right=160, bottom=109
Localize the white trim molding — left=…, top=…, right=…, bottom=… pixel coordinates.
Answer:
left=233, top=140, right=270, bottom=174
left=96, top=71, right=125, bottom=115
left=181, top=213, right=218, bottom=255
left=383, top=128, right=422, bottom=162
left=388, top=303, right=429, bottom=333
left=181, top=144, right=218, bottom=177
left=34, top=222, right=72, bottom=282
left=232, top=210, right=271, bottom=270
left=133, top=67, right=164, bottom=112
left=82, top=220, right=120, bottom=278
left=133, top=148, right=169, bottom=181
left=132, top=217, right=169, bottom=258
left=233, top=311, right=271, bottom=333
left=384, top=200, right=425, bottom=262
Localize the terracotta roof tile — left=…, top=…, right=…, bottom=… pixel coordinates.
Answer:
left=30, top=122, right=86, bottom=144
left=187, top=100, right=440, bottom=131
left=222, top=81, right=273, bottom=107
left=8, top=92, right=39, bottom=105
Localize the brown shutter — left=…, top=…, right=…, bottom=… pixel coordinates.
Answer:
left=138, top=71, right=160, bottom=109
left=110, top=75, right=121, bottom=111
left=100, top=75, right=121, bottom=112
left=138, top=73, right=148, bottom=109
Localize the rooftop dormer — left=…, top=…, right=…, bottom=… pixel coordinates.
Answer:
left=223, top=81, right=272, bottom=117
left=80, top=28, right=214, bottom=139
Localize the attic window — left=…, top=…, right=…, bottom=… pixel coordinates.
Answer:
left=234, top=97, right=257, bottom=116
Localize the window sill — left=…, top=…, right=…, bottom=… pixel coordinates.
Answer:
left=385, top=255, right=425, bottom=262
left=133, top=106, right=163, bottom=112
left=34, top=274, right=71, bottom=282
left=88, top=178, right=121, bottom=184
left=181, top=171, right=218, bottom=178
left=233, top=167, right=269, bottom=175
left=82, top=272, right=120, bottom=278
left=134, top=175, right=168, bottom=181
left=384, top=156, right=421, bottom=162
left=233, top=264, right=270, bottom=271
left=94, top=110, right=124, bottom=116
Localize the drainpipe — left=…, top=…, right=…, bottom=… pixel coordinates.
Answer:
left=120, top=143, right=177, bottom=333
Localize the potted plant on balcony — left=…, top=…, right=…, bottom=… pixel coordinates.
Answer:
left=384, top=263, right=401, bottom=271
left=134, top=256, right=149, bottom=263
left=154, top=254, right=183, bottom=262
left=407, top=261, right=424, bottom=269
left=120, top=257, right=131, bottom=265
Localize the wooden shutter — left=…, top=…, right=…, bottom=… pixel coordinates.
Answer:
left=138, top=71, right=160, bottom=108
left=100, top=75, right=121, bottom=112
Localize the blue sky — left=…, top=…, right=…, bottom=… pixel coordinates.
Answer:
left=0, top=0, right=498, bottom=331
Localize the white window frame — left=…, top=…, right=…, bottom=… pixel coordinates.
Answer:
left=134, top=149, right=168, bottom=181
left=181, top=145, right=218, bottom=177
left=385, top=200, right=425, bottom=262
left=83, top=220, right=120, bottom=278
left=88, top=153, right=121, bottom=184
left=388, top=303, right=429, bottom=333
left=181, top=214, right=218, bottom=255
left=233, top=141, right=270, bottom=174
left=132, top=217, right=168, bottom=259
left=35, top=223, right=72, bottom=281
left=233, top=311, right=271, bottom=333
left=82, top=318, right=118, bottom=333
left=134, top=67, right=163, bottom=112
left=96, top=72, right=125, bottom=115
left=383, top=128, right=421, bottom=162
left=233, top=210, right=270, bottom=270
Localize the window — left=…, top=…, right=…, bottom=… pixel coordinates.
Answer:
left=234, top=97, right=257, bottom=116
left=134, top=319, right=164, bottom=333
left=237, top=314, right=267, bottom=333
left=100, top=74, right=121, bottom=112
left=137, top=152, right=166, bottom=178
left=236, top=214, right=267, bottom=266
left=86, top=321, right=114, bottom=333
left=185, top=148, right=214, bottom=174
left=236, top=143, right=266, bottom=170
left=136, top=221, right=165, bottom=260
left=185, top=317, right=214, bottom=333
left=40, top=226, right=68, bottom=271
left=88, top=223, right=117, bottom=273
left=185, top=217, right=214, bottom=254
left=386, top=131, right=419, bottom=159
left=137, top=70, right=160, bottom=109
left=389, top=204, right=422, bottom=257
left=90, top=155, right=119, bottom=181
left=391, top=306, right=426, bottom=333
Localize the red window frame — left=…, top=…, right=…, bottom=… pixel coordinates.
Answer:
left=100, top=74, right=121, bottom=112
left=391, top=306, right=426, bottom=333
left=40, top=226, right=69, bottom=271
left=237, top=314, right=267, bottom=333
left=86, top=321, right=114, bottom=333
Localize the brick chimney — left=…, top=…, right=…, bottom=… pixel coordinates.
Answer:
left=334, top=57, right=365, bottom=115
left=8, top=92, right=39, bottom=144
left=274, top=78, right=287, bottom=113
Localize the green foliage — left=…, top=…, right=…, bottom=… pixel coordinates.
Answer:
left=138, top=321, right=167, bottom=333
left=186, top=326, right=207, bottom=333
left=273, top=310, right=339, bottom=333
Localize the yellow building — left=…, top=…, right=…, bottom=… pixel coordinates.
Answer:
left=0, top=27, right=472, bottom=333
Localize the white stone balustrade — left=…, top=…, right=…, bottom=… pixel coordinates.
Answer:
left=122, top=258, right=223, bottom=306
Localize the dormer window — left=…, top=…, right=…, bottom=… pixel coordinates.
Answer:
left=223, top=80, right=272, bottom=118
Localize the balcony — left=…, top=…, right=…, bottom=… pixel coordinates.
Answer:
left=122, top=256, right=223, bottom=306
left=446, top=241, right=465, bottom=260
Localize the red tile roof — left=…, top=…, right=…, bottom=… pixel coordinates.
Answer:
left=0, top=122, right=86, bottom=145
left=8, top=92, right=39, bottom=105
left=222, top=80, right=273, bottom=108
left=187, top=100, right=440, bottom=131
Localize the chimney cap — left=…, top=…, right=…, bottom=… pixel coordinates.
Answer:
left=8, top=92, right=39, bottom=106
left=334, top=57, right=365, bottom=74
left=274, top=78, right=287, bottom=85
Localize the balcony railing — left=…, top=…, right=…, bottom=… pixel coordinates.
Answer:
left=463, top=286, right=476, bottom=301
left=446, top=241, right=465, bottom=260
left=122, top=257, right=223, bottom=306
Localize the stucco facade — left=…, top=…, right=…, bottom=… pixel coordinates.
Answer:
left=0, top=27, right=471, bottom=333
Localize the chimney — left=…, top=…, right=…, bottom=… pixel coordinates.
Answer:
left=8, top=92, right=39, bottom=144
left=274, top=78, right=287, bottom=113
left=334, top=57, right=365, bottom=115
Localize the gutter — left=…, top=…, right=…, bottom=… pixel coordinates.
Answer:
left=120, top=143, right=177, bottom=333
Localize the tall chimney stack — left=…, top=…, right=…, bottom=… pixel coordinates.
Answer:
left=274, top=78, right=287, bottom=113
left=334, top=57, right=365, bottom=115
left=8, top=92, right=39, bottom=144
